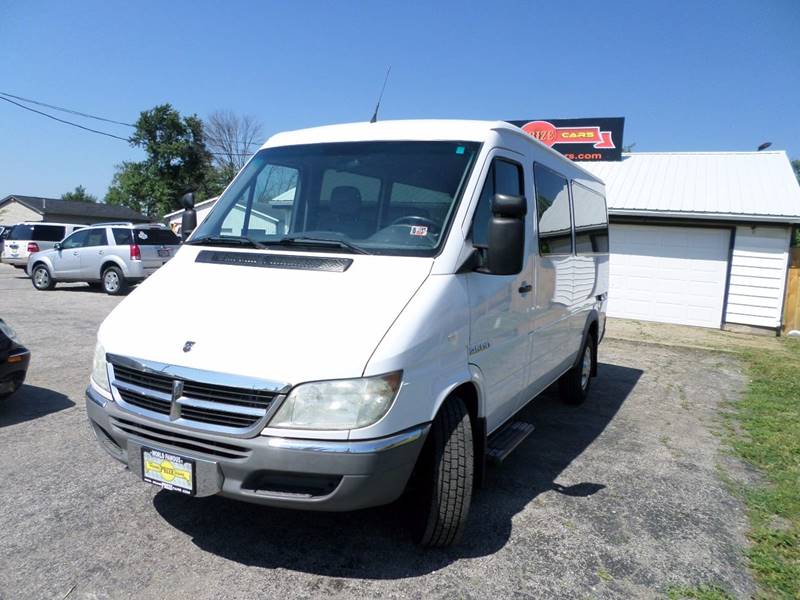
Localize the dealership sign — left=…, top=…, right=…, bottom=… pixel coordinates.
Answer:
left=507, top=117, right=625, bottom=161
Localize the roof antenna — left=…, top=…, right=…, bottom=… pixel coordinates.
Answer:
left=370, top=66, right=391, bottom=123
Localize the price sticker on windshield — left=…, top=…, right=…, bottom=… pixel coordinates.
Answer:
left=410, top=226, right=428, bottom=237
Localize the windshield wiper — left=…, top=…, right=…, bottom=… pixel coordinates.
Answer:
left=186, top=235, right=268, bottom=249
left=273, top=236, right=371, bottom=255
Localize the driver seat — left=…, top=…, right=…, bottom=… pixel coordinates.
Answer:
left=322, top=186, right=370, bottom=239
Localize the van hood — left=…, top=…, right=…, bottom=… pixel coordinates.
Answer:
left=99, top=246, right=432, bottom=385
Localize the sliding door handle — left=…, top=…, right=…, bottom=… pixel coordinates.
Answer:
left=518, top=283, right=533, bottom=294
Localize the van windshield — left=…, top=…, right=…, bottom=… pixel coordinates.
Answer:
left=191, top=141, right=481, bottom=256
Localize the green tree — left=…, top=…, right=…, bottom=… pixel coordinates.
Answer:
left=105, top=104, right=223, bottom=217
left=61, top=185, right=97, bottom=203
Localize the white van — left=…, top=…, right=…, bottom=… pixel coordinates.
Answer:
left=1, top=222, right=84, bottom=268
left=87, top=120, right=609, bottom=547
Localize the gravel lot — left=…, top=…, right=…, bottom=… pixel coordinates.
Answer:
left=0, top=264, right=755, bottom=599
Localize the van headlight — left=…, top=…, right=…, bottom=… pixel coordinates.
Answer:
left=91, top=342, right=111, bottom=394
left=268, top=372, right=402, bottom=430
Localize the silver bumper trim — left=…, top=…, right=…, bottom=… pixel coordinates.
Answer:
left=264, top=424, right=431, bottom=454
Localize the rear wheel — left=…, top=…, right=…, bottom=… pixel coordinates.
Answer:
left=559, top=333, right=596, bottom=405
left=31, top=264, right=55, bottom=290
left=410, top=396, right=474, bottom=547
left=101, top=266, right=128, bottom=295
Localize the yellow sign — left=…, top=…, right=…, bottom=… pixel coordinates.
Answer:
left=144, top=458, right=191, bottom=483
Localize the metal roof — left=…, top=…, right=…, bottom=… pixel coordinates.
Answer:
left=583, top=151, right=800, bottom=223
left=0, top=195, right=149, bottom=222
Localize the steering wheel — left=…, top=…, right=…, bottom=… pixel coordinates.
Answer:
left=389, top=215, right=441, bottom=234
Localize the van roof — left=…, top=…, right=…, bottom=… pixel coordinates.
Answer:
left=263, top=119, right=604, bottom=184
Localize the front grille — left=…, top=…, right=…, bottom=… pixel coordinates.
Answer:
left=118, top=388, right=170, bottom=415
left=110, top=416, right=251, bottom=459
left=109, top=358, right=279, bottom=431
left=113, top=363, right=173, bottom=394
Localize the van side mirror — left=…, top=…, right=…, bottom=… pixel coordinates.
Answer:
left=180, top=192, right=197, bottom=242
left=486, top=193, right=526, bottom=275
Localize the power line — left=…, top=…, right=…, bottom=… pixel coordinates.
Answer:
left=0, top=91, right=135, bottom=127
left=0, top=95, right=132, bottom=141
left=0, top=92, right=256, bottom=156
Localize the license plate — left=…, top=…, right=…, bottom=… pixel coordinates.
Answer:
left=157, top=249, right=170, bottom=257
left=141, top=447, right=195, bottom=495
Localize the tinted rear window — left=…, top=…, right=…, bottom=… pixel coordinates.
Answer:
left=130, top=228, right=180, bottom=245
left=8, top=224, right=66, bottom=241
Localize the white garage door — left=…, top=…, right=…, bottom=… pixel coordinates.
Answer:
left=609, top=224, right=731, bottom=328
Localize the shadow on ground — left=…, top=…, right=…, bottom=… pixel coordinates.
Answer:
left=153, top=361, right=642, bottom=578
left=0, top=384, right=75, bottom=427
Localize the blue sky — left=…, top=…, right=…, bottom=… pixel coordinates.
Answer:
left=1, top=0, right=798, bottom=200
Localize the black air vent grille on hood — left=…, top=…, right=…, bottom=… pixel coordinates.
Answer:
left=195, top=250, right=353, bottom=272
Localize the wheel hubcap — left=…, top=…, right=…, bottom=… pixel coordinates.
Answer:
left=35, top=269, right=48, bottom=287
left=580, top=345, right=592, bottom=390
left=105, top=272, right=118, bottom=291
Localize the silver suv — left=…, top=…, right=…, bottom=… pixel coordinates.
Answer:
left=27, top=222, right=181, bottom=294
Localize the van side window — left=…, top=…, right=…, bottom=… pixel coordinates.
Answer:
left=471, top=158, right=524, bottom=247
left=572, top=182, right=609, bottom=253
left=534, top=163, right=572, bottom=255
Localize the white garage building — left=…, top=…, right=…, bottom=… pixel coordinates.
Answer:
left=584, top=151, right=800, bottom=331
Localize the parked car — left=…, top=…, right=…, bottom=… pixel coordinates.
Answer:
left=0, top=225, right=10, bottom=256
left=1, top=222, right=85, bottom=269
left=27, top=222, right=181, bottom=295
left=86, top=120, right=609, bottom=547
left=0, top=318, right=30, bottom=399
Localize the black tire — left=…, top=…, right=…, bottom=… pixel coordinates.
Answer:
left=31, top=264, right=55, bottom=290
left=101, top=266, right=128, bottom=295
left=559, top=333, right=596, bottom=405
left=410, top=396, right=474, bottom=547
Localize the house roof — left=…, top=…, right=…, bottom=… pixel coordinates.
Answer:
left=583, top=151, right=800, bottom=223
left=163, top=197, right=218, bottom=220
left=0, top=195, right=149, bottom=222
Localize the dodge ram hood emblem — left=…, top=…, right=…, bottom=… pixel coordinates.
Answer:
left=183, top=341, right=195, bottom=353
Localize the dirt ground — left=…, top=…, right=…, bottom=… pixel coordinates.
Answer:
left=0, top=266, right=756, bottom=598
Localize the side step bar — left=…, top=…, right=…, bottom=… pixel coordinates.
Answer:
left=486, top=421, right=535, bottom=464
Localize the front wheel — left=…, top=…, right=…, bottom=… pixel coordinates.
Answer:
left=559, top=333, right=596, bottom=405
left=101, top=266, right=128, bottom=295
left=31, top=265, right=55, bottom=290
left=410, top=396, right=474, bottom=547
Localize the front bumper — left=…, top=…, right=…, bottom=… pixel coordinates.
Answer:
left=86, top=386, right=429, bottom=511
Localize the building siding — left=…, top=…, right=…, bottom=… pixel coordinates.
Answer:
left=725, top=225, right=791, bottom=329
left=0, top=200, right=40, bottom=224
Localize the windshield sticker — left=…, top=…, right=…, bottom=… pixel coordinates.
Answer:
left=138, top=231, right=149, bottom=240
left=410, top=226, right=428, bottom=237
left=455, top=146, right=465, bottom=155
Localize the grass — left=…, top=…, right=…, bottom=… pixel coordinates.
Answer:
left=728, top=340, right=800, bottom=598
left=665, top=584, right=734, bottom=600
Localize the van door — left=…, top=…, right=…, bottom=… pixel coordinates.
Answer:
left=465, top=154, right=535, bottom=433
left=51, top=229, right=88, bottom=279
left=528, top=163, right=577, bottom=389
